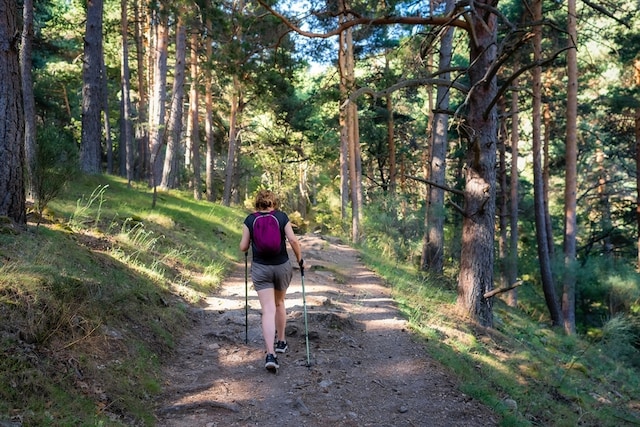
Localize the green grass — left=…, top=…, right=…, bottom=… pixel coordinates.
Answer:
left=0, top=174, right=245, bottom=426
left=359, top=247, right=640, bottom=427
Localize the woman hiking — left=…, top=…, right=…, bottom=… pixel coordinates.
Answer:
left=239, top=190, right=303, bottom=372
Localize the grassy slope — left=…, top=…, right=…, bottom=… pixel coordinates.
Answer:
left=0, top=175, right=245, bottom=426
left=0, top=174, right=638, bottom=426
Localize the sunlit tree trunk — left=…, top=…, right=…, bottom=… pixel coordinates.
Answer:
left=205, top=18, right=215, bottom=202
left=456, top=1, right=499, bottom=327
left=341, top=17, right=362, bottom=242
left=0, top=0, right=26, bottom=224
left=20, top=0, right=36, bottom=201
left=120, top=0, right=134, bottom=185
left=189, top=31, right=201, bottom=201
left=160, top=15, right=186, bottom=191
left=422, top=0, right=454, bottom=274
left=80, top=0, right=104, bottom=174
left=149, top=5, right=169, bottom=207
left=532, top=0, right=562, bottom=326
left=562, top=0, right=578, bottom=335
left=223, top=76, right=242, bottom=206
left=338, top=15, right=350, bottom=223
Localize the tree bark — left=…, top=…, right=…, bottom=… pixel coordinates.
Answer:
left=422, top=0, right=454, bottom=274
left=134, top=0, right=148, bottom=180
left=205, top=18, right=215, bottom=202
left=148, top=5, right=169, bottom=205
left=508, top=79, right=520, bottom=307
left=223, top=76, right=241, bottom=206
left=338, top=15, right=350, bottom=223
left=0, top=0, right=26, bottom=224
left=456, top=1, right=499, bottom=327
left=20, top=0, right=36, bottom=202
left=80, top=0, right=104, bottom=174
left=101, top=46, right=113, bottom=174
left=160, top=16, right=186, bottom=191
left=562, top=0, right=578, bottom=334
left=531, top=0, right=563, bottom=327
left=189, top=31, right=202, bottom=201
left=120, top=0, right=134, bottom=185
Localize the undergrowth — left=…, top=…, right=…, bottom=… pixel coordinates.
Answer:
left=0, top=175, right=244, bottom=426
left=358, top=245, right=640, bottom=427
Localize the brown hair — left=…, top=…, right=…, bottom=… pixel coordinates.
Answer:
left=254, top=189, right=278, bottom=210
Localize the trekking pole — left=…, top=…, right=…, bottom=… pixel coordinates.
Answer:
left=244, top=251, right=248, bottom=344
left=300, top=259, right=311, bottom=367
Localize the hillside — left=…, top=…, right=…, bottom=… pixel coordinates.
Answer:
left=0, top=174, right=639, bottom=426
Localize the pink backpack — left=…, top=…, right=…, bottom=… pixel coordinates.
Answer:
left=252, top=212, right=282, bottom=254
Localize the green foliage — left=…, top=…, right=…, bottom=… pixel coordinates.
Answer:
left=32, top=125, right=79, bottom=220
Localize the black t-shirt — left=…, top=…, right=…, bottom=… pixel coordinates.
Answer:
left=244, top=210, right=290, bottom=265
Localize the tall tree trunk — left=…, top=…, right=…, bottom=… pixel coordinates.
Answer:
left=422, top=0, right=454, bottom=274
left=532, top=0, right=563, bottom=327
left=508, top=79, right=520, bottom=307
left=160, top=16, right=186, bottom=191
left=205, top=18, right=215, bottom=202
left=338, top=17, right=350, bottom=223
left=498, top=100, right=508, bottom=291
left=0, top=0, right=26, bottom=224
left=222, top=76, right=241, bottom=206
left=386, top=92, right=396, bottom=198
left=20, top=0, right=36, bottom=202
left=101, top=48, right=113, bottom=174
left=341, top=20, right=362, bottom=243
left=456, top=2, right=499, bottom=327
left=189, top=31, right=202, bottom=201
left=562, top=0, right=578, bottom=335
left=542, top=75, right=554, bottom=256
left=80, top=0, right=104, bottom=174
left=120, top=0, right=134, bottom=185
left=148, top=6, right=169, bottom=207
left=134, top=0, right=149, bottom=180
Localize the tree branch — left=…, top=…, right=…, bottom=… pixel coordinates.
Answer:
left=343, top=78, right=468, bottom=107
left=404, top=175, right=465, bottom=196
left=483, top=281, right=524, bottom=299
left=582, top=0, right=631, bottom=29
left=255, top=0, right=470, bottom=39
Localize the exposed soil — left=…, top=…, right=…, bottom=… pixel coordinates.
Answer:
left=154, top=234, right=499, bottom=426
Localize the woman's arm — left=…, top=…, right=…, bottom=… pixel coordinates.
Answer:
left=239, top=224, right=251, bottom=252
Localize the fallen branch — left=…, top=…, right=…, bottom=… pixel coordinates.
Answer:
left=483, top=281, right=524, bottom=299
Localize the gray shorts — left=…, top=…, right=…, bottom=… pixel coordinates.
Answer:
left=251, top=261, right=293, bottom=292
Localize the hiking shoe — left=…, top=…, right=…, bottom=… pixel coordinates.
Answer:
left=275, top=340, right=288, bottom=354
left=265, top=353, right=279, bottom=371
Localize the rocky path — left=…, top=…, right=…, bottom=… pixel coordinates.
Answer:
left=154, top=234, right=498, bottom=426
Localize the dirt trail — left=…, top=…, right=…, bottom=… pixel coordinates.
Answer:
left=154, top=234, right=498, bottom=426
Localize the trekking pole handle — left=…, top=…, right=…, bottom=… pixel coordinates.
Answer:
left=298, top=258, right=304, bottom=277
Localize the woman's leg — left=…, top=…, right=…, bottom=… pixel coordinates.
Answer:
left=256, top=288, right=276, bottom=355
left=274, top=289, right=287, bottom=343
